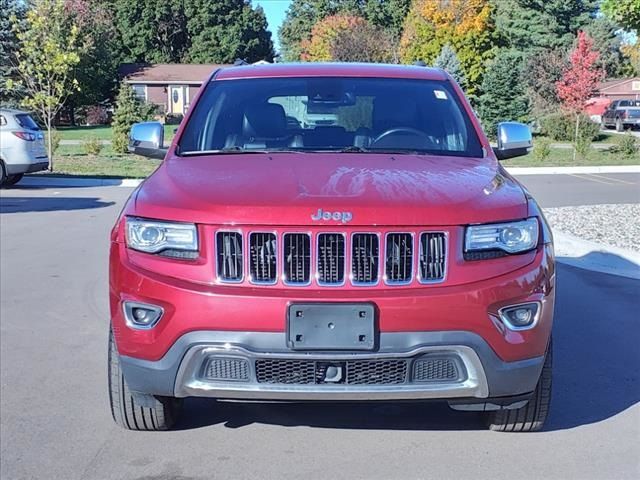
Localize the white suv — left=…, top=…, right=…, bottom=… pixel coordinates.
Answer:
left=0, top=109, right=49, bottom=186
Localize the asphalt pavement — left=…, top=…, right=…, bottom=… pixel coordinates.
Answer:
left=1, top=181, right=639, bottom=480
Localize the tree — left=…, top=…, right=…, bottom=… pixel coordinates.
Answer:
left=279, top=0, right=362, bottom=61
left=9, top=0, right=82, bottom=170
left=363, top=0, right=411, bottom=40
left=493, top=0, right=599, bottom=54
left=111, top=82, right=156, bottom=154
left=602, top=0, right=640, bottom=32
left=301, top=15, right=366, bottom=61
left=433, top=44, right=465, bottom=86
left=63, top=0, right=119, bottom=124
left=0, top=0, right=26, bottom=107
left=399, top=0, right=497, bottom=95
left=522, top=48, right=568, bottom=117
left=583, top=16, right=629, bottom=79
left=556, top=31, right=603, bottom=160
left=184, top=0, right=273, bottom=63
left=279, top=0, right=409, bottom=60
left=331, top=20, right=395, bottom=63
left=112, top=0, right=189, bottom=63
left=477, top=49, right=529, bottom=137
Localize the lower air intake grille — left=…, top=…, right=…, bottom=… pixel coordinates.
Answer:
left=317, top=233, right=345, bottom=284
left=255, top=359, right=408, bottom=385
left=385, top=233, right=413, bottom=283
left=352, top=233, right=379, bottom=284
left=413, top=357, right=459, bottom=382
left=249, top=232, right=277, bottom=284
left=204, top=358, right=250, bottom=381
left=283, top=233, right=311, bottom=284
left=420, top=232, right=446, bottom=281
left=216, top=231, right=243, bottom=282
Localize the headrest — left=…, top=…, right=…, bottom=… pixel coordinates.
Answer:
left=372, top=96, right=419, bottom=132
left=243, top=103, right=287, bottom=138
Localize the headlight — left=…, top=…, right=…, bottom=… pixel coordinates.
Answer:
left=126, top=217, right=198, bottom=258
left=465, top=218, right=539, bottom=256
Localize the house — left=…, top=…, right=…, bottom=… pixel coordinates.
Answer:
left=119, top=63, right=227, bottom=117
left=596, top=77, right=640, bottom=101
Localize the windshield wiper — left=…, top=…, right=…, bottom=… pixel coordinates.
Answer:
left=340, top=146, right=368, bottom=153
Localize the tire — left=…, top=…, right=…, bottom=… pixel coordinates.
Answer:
left=487, top=339, right=552, bottom=432
left=0, top=162, right=7, bottom=187
left=5, top=173, right=23, bottom=186
left=108, top=328, right=182, bottom=431
left=616, top=118, right=624, bottom=132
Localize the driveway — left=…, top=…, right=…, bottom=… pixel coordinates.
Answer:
left=1, top=183, right=638, bottom=480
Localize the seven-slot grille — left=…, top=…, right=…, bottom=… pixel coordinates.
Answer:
left=351, top=233, right=379, bottom=284
left=216, top=230, right=446, bottom=285
left=249, top=233, right=277, bottom=284
left=317, top=233, right=345, bottom=284
left=216, top=231, right=243, bottom=282
left=284, top=233, right=311, bottom=284
left=385, top=233, right=413, bottom=284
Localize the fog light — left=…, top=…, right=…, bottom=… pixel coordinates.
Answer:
left=498, top=302, right=540, bottom=330
left=123, top=301, right=163, bottom=329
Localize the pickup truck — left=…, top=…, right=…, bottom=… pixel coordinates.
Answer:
left=109, top=63, right=555, bottom=432
left=601, top=99, right=640, bottom=131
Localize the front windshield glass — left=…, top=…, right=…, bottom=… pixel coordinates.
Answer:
left=178, top=76, right=483, bottom=157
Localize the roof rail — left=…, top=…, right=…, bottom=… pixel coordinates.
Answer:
left=233, top=58, right=249, bottom=66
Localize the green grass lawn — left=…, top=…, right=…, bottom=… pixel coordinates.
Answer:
left=56, top=124, right=176, bottom=142
left=502, top=147, right=639, bottom=167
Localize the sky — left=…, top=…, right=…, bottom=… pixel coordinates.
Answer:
left=254, top=0, right=293, bottom=52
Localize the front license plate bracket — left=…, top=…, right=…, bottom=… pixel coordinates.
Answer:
left=287, top=303, right=376, bottom=351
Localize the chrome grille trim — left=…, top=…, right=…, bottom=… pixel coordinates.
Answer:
left=316, top=233, right=346, bottom=286
left=215, top=231, right=244, bottom=283
left=249, top=232, right=277, bottom=285
left=418, top=232, right=447, bottom=284
left=350, top=232, right=380, bottom=286
left=283, top=233, right=312, bottom=286
left=384, top=232, right=414, bottom=285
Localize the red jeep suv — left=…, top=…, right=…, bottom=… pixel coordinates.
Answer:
left=109, top=63, right=554, bottom=432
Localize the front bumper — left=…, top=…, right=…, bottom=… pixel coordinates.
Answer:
left=119, top=330, right=545, bottom=403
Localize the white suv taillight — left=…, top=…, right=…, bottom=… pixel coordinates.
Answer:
left=12, top=131, right=36, bottom=141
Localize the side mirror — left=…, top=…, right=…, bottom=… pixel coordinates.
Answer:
left=128, top=122, right=167, bottom=160
left=493, top=122, right=532, bottom=160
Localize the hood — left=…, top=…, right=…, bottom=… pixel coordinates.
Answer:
left=133, top=153, right=527, bottom=226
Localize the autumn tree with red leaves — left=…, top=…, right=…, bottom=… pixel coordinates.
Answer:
left=556, top=31, right=604, bottom=159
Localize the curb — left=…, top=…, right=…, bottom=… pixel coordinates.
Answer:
left=553, top=231, right=640, bottom=280
left=505, top=165, right=640, bottom=175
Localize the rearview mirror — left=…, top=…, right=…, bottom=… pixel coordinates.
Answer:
left=128, top=122, right=167, bottom=160
left=493, top=122, right=532, bottom=160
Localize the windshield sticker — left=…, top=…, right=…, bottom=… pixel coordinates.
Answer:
left=434, top=90, right=448, bottom=100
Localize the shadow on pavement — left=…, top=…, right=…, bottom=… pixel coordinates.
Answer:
left=0, top=196, right=114, bottom=213
left=172, top=264, right=639, bottom=432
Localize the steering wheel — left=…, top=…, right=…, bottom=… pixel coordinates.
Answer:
left=370, top=127, right=433, bottom=147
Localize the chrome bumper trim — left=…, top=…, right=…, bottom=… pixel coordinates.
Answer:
left=173, top=344, right=489, bottom=400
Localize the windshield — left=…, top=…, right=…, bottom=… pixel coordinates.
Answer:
left=178, top=77, right=483, bottom=157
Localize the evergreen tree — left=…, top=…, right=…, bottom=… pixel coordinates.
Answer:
left=363, top=0, right=411, bottom=40
left=433, top=44, right=466, bottom=87
left=184, top=0, right=273, bottom=63
left=493, top=0, right=599, bottom=54
left=0, top=0, right=26, bottom=107
left=111, top=83, right=155, bottom=154
left=477, top=49, right=529, bottom=137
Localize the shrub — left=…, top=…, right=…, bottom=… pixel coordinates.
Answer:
left=532, top=137, right=552, bottom=162
left=612, top=133, right=639, bottom=157
left=539, top=113, right=600, bottom=142
left=112, top=82, right=155, bottom=154
left=574, top=135, right=592, bottom=160
left=85, top=105, right=110, bottom=125
left=82, top=136, right=103, bottom=156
